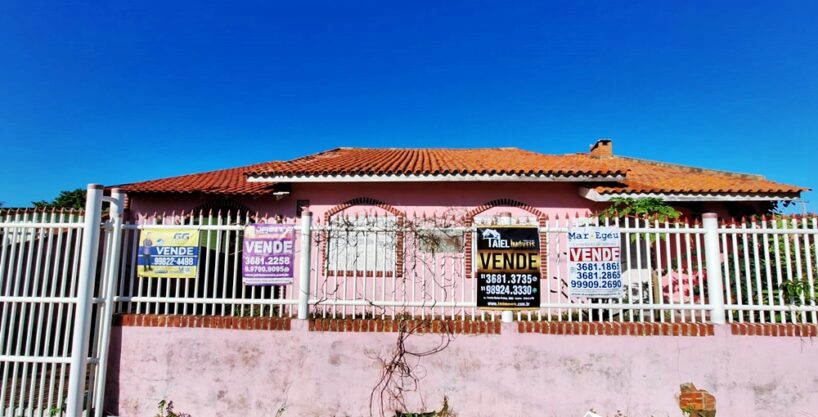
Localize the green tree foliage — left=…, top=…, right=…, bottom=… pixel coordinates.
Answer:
left=599, top=197, right=682, bottom=245
left=728, top=215, right=816, bottom=323
left=33, top=188, right=86, bottom=209
left=599, top=197, right=681, bottom=222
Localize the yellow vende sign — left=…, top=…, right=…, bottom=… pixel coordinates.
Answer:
left=137, top=228, right=200, bottom=279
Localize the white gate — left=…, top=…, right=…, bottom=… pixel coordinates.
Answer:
left=0, top=185, right=123, bottom=417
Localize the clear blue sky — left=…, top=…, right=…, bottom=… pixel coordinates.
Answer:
left=1, top=1, right=816, bottom=210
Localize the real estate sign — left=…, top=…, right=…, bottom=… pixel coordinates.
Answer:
left=137, top=228, right=200, bottom=279
left=475, top=226, right=541, bottom=309
left=242, top=224, right=295, bottom=285
left=567, top=227, right=624, bottom=298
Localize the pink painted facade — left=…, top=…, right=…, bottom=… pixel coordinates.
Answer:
left=108, top=174, right=806, bottom=417
left=106, top=323, right=818, bottom=417
left=121, top=181, right=733, bottom=322
left=126, top=182, right=738, bottom=221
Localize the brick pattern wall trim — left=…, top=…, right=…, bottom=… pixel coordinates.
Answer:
left=518, top=321, right=715, bottom=336
left=730, top=323, right=817, bottom=337
left=112, top=315, right=818, bottom=337
left=309, top=318, right=502, bottom=334
left=114, top=314, right=292, bottom=331
left=463, top=199, right=547, bottom=279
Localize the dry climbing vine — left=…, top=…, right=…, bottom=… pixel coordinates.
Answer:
left=309, top=209, right=466, bottom=416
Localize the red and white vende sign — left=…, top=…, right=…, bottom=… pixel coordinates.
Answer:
left=567, top=227, right=624, bottom=298
left=568, top=246, right=621, bottom=262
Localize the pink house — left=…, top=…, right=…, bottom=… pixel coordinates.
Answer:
left=103, top=139, right=818, bottom=417
left=114, top=139, right=805, bottom=320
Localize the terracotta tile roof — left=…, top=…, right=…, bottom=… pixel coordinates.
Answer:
left=590, top=156, right=805, bottom=195
left=118, top=163, right=275, bottom=195
left=118, top=147, right=806, bottom=198
left=246, top=148, right=627, bottom=177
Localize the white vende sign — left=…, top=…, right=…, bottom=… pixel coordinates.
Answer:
left=567, top=227, right=624, bottom=298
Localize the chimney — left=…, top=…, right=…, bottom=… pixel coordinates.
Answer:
left=589, top=138, right=613, bottom=158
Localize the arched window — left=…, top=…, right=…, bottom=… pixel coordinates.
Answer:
left=323, top=198, right=404, bottom=278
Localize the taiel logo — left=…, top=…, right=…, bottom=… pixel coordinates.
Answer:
left=481, top=229, right=509, bottom=248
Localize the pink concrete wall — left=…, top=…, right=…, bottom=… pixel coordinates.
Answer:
left=106, top=323, right=818, bottom=417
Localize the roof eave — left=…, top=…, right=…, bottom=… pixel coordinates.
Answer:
left=119, top=189, right=272, bottom=196
left=579, top=187, right=802, bottom=202
left=247, top=173, right=626, bottom=183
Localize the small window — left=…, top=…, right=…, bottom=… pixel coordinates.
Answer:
left=326, top=215, right=397, bottom=277
left=416, top=229, right=464, bottom=253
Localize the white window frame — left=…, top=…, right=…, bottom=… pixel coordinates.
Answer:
left=326, top=214, right=398, bottom=277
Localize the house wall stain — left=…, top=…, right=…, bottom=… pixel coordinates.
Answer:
left=106, top=325, right=818, bottom=417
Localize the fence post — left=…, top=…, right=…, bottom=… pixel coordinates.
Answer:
left=93, top=188, right=125, bottom=417
left=496, top=213, right=515, bottom=323
left=298, top=211, right=313, bottom=320
left=66, top=184, right=104, bottom=417
left=702, top=213, right=726, bottom=325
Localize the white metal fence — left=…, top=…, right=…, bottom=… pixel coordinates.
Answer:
left=113, top=209, right=818, bottom=325
left=2, top=184, right=818, bottom=417
left=0, top=209, right=88, bottom=417
left=0, top=186, right=126, bottom=417
left=720, top=216, right=818, bottom=324
left=114, top=212, right=301, bottom=319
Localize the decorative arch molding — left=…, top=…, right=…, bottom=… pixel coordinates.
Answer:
left=322, top=197, right=405, bottom=279
left=464, top=198, right=547, bottom=226
left=464, top=199, right=548, bottom=279
left=324, top=197, right=405, bottom=219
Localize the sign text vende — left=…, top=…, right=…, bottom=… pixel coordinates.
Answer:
left=244, top=240, right=293, bottom=255
left=568, top=247, right=621, bottom=262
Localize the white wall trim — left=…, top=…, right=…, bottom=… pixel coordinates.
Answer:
left=247, top=173, right=626, bottom=183
left=578, top=187, right=800, bottom=202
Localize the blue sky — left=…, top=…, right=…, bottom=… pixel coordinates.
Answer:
left=1, top=1, right=816, bottom=210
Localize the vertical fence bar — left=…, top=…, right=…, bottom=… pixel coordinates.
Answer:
left=770, top=218, right=786, bottom=322
left=703, top=213, right=726, bottom=325
left=750, top=219, right=764, bottom=323
left=653, top=217, right=665, bottom=323
left=659, top=219, right=672, bottom=323
left=298, top=211, right=313, bottom=320
left=807, top=216, right=817, bottom=323
left=633, top=217, right=646, bottom=322
left=782, top=218, right=795, bottom=323
left=740, top=220, right=752, bottom=323
left=498, top=214, right=514, bottom=323
left=66, top=184, right=104, bottom=417
left=724, top=218, right=744, bottom=323
left=682, top=219, right=695, bottom=322
left=93, top=189, right=125, bottom=417
left=44, top=210, right=68, bottom=412
left=791, top=218, right=804, bottom=323
left=0, top=211, right=21, bottom=416
left=58, top=211, right=82, bottom=414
